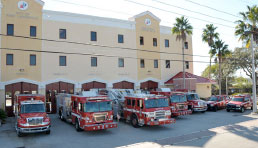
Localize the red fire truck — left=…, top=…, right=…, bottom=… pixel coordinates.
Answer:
left=57, top=91, right=117, bottom=131
left=185, top=92, right=207, bottom=113
left=150, top=88, right=192, bottom=117
left=14, top=94, right=51, bottom=137
left=109, top=89, right=176, bottom=128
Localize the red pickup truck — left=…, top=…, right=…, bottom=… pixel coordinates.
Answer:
left=206, top=95, right=227, bottom=112
left=226, top=95, right=253, bottom=113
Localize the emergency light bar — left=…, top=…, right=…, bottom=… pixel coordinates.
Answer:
left=87, top=97, right=108, bottom=100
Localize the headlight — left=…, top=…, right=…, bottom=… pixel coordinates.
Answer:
left=146, top=112, right=155, bottom=117
left=236, top=105, right=240, bottom=107
left=210, top=104, right=214, bottom=107
left=165, top=110, right=171, bottom=116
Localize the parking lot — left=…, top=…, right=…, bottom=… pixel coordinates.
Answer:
left=1, top=109, right=258, bottom=148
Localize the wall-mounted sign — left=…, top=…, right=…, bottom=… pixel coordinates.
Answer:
left=18, top=1, right=29, bottom=11
left=145, top=18, right=151, bottom=26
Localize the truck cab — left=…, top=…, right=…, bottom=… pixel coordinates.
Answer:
left=14, top=94, right=51, bottom=137
left=123, top=94, right=176, bottom=128
left=226, top=95, right=253, bottom=113
left=57, top=91, right=117, bottom=131
left=185, top=93, right=207, bottom=113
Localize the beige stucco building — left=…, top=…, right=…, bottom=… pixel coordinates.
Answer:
left=0, top=0, right=194, bottom=115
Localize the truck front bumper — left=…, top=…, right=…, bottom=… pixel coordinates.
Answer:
left=146, top=118, right=176, bottom=126
left=172, top=110, right=192, bottom=116
left=17, top=125, right=50, bottom=133
left=193, top=106, right=207, bottom=112
left=83, top=122, right=118, bottom=131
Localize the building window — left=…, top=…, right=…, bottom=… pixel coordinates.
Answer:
left=59, top=56, right=66, bottom=66
left=91, top=57, right=97, bottom=67
left=185, top=61, right=189, bottom=69
left=30, top=26, right=36, bottom=37
left=118, top=58, right=124, bottom=67
left=154, top=60, right=158, bottom=68
left=140, top=36, right=144, bottom=45
left=6, top=54, right=13, bottom=65
left=118, top=34, right=124, bottom=43
left=30, top=54, right=36, bottom=66
left=184, top=42, right=188, bottom=49
left=59, top=29, right=66, bottom=39
left=140, top=59, right=145, bottom=68
left=7, top=24, right=14, bottom=36
left=153, top=38, right=157, bottom=47
left=91, top=31, right=97, bottom=41
left=166, top=60, right=170, bottom=68
left=165, top=39, right=169, bottom=47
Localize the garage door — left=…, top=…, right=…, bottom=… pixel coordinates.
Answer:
left=46, top=82, right=74, bottom=114
left=82, top=81, right=106, bottom=91
left=140, top=81, right=158, bottom=91
left=5, top=82, right=38, bottom=117
left=113, top=81, right=134, bottom=89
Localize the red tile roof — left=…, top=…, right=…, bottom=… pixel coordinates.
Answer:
left=165, top=72, right=216, bottom=84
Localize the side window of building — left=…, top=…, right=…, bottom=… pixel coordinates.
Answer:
left=140, top=36, right=144, bottom=45
left=154, top=60, right=158, bottom=68
left=30, top=26, right=37, bottom=37
left=166, top=60, right=170, bottom=68
left=30, top=54, right=36, bottom=66
left=91, top=57, right=97, bottom=67
left=127, top=99, right=131, bottom=106
left=140, top=59, right=145, bottom=68
left=59, top=29, right=66, bottom=39
left=153, top=38, right=157, bottom=47
left=6, top=54, right=13, bottom=65
left=165, top=39, right=169, bottom=48
left=7, top=24, right=14, bottom=36
left=91, top=31, right=97, bottom=41
left=59, top=56, right=67, bottom=66
left=184, top=42, right=188, bottom=49
left=185, top=61, right=189, bottom=69
left=118, top=34, right=124, bottom=43
left=118, top=58, right=124, bottom=67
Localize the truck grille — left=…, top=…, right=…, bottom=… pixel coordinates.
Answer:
left=93, top=113, right=107, bottom=122
left=27, top=117, right=43, bottom=126
left=177, top=104, right=185, bottom=110
left=155, top=111, right=166, bottom=119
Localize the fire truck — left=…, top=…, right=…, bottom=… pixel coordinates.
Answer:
left=150, top=88, right=192, bottom=117
left=185, top=92, right=207, bottom=113
left=14, top=94, right=51, bottom=137
left=108, top=89, right=176, bottom=128
left=226, top=95, right=253, bottom=113
left=57, top=91, right=117, bottom=131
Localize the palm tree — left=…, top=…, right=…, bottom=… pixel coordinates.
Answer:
left=202, top=24, right=219, bottom=79
left=235, top=5, right=258, bottom=47
left=172, top=16, right=193, bottom=89
left=210, top=40, right=230, bottom=95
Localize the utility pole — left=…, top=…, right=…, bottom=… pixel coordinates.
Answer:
left=251, top=33, right=257, bottom=113
left=182, top=40, right=186, bottom=89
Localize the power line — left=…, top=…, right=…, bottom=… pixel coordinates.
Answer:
left=0, top=34, right=210, bottom=58
left=151, top=0, right=235, bottom=24
left=124, top=0, right=235, bottom=29
left=183, top=0, right=240, bottom=18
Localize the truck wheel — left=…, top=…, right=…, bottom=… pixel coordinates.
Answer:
left=46, top=130, right=51, bottom=135
left=213, top=106, right=218, bottom=112
left=17, top=130, right=23, bottom=137
left=131, top=115, right=139, bottom=128
left=241, top=107, right=245, bottom=113
left=201, top=111, right=205, bottom=113
left=59, top=110, right=64, bottom=121
left=251, top=106, right=253, bottom=110
left=75, top=119, right=82, bottom=132
left=227, top=109, right=230, bottom=112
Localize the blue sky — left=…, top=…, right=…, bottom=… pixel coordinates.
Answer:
left=43, top=0, right=256, bottom=76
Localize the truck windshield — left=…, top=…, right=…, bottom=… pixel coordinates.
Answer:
left=170, top=95, right=187, bottom=103
left=186, top=94, right=199, bottom=100
left=232, top=97, right=244, bottom=102
left=84, top=101, right=112, bottom=112
left=20, top=104, right=45, bottom=114
left=144, top=98, right=169, bottom=108
left=209, top=97, right=218, bottom=101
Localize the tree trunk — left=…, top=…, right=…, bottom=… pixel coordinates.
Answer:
left=209, top=55, right=211, bottom=79
left=182, top=40, right=185, bottom=89
left=219, top=55, right=222, bottom=95
left=226, top=76, right=228, bottom=95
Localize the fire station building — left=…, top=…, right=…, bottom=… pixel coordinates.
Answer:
left=0, top=0, right=196, bottom=116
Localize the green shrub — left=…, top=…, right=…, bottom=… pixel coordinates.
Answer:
left=0, top=109, right=7, bottom=122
